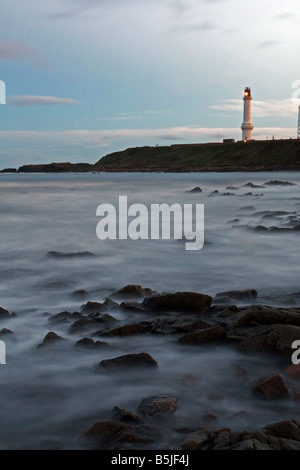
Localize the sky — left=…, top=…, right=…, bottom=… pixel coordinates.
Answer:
left=0, top=0, right=299, bottom=169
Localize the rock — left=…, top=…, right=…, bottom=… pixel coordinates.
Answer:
left=215, top=289, right=257, bottom=301
left=264, top=420, right=300, bottom=441
left=234, top=306, right=300, bottom=328
left=186, top=187, right=202, bottom=193
left=254, top=374, right=289, bottom=400
left=264, top=180, right=296, bottom=186
left=111, top=406, right=144, bottom=424
left=226, top=186, right=238, bottom=190
left=231, top=439, right=272, bottom=451
left=239, top=324, right=300, bottom=356
left=75, top=337, right=109, bottom=349
left=212, top=296, right=232, bottom=304
left=69, top=313, right=118, bottom=334
left=179, top=431, right=208, bottom=450
left=85, top=420, right=159, bottom=448
left=210, top=190, right=219, bottom=195
left=103, top=297, right=120, bottom=310
left=0, top=328, right=13, bottom=338
left=178, top=325, right=226, bottom=344
left=227, top=219, right=240, bottom=224
left=48, top=311, right=82, bottom=326
left=284, top=364, right=300, bottom=379
left=120, top=301, right=145, bottom=312
left=243, top=182, right=266, bottom=188
left=98, top=352, right=158, bottom=370
left=99, top=323, right=145, bottom=337
left=37, top=331, right=65, bottom=348
left=112, top=285, right=153, bottom=299
left=0, top=307, right=12, bottom=320
left=47, top=251, right=94, bottom=258
left=80, top=301, right=106, bottom=315
left=254, top=225, right=268, bottom=232
left=143, top=292, right=212, bottom=313
left=137, top=395, right=177, bottom=418
left=71, top=289, right=89, bottom=300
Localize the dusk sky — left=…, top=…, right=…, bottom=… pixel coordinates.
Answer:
left=0, top=0, right=299, bottom=169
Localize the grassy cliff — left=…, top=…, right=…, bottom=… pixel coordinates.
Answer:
left=93, top=139, right=300, bottom=172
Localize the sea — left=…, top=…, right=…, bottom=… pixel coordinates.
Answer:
left=0, top=171, right=300, bottom=449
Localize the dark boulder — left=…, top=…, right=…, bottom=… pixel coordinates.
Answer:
left=75, top=337, right=109, bottom=349
left=37, top=331, right=65, bottom=348
left=112, top=285, right=153, bottom=299
left=98, top=352, right=158, bottom=370
left=143, top=292, right=212, bottom=313
left=111, top=406, right=144, bottom=424
left=178, top=325, right=226, bottom=344
left=215, top=289, right=257, bottom=301
left=253, top=374, right=290, bottom=400
left=137, top=395, right=177, bottom=418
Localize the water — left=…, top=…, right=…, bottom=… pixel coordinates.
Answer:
left=1, top=171, right=300, bottom=449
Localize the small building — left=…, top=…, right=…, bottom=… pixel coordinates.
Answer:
left=223, top=138, right=235, bottom=144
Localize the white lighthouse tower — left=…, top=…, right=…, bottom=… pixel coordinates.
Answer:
left=241, top=87, right=254, bottom=141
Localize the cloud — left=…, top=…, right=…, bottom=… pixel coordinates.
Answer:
left=0, top=41, right=38, bottom=61
left=8, top=95, right=80, bottom=106
left=211, top=99, right=298, bottom=118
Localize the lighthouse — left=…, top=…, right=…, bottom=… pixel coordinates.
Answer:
left=241, top=87, right=254, bottom=141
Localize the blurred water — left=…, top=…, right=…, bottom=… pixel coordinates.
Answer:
left=0, top=171, right=300, bottom=449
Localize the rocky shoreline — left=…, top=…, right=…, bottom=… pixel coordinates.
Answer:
left=3, top=285, right=300, bottom=450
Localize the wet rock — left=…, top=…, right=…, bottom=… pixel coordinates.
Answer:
left=210, top=190, right=219, bottom=195
left=234, top=306, right=300, bottom=328
left=212, top=295, right=232, bottom=304
left=178, top=325, right=226, bottom=344
left=215, top=289, right=257, bottom=301
left=264, top=420, right=300, bottom=441
left=48, top=310, right=82, bottom=326
left=186, top=187, right=202, bottom=193
left=103, top=297, right=120, bottom=310
left=254, top=374, right=289, bottom=400
left=137, top=395, right=177, bottom=418
left=85, top=420, right=159, bottom=449
left=98, top=352, right=158, bottom=370
left=254, top=225, right=268, bottom=232
left=0, top=307, right=12, bottom=320
left=227, top=218, right=240, bottom=224
left=179, top=431, right=208, bottom=450
left=231, top=439, right=272, bottom=450
left=37, top=331, right=65, bottom=348
left=141, top=316, right=212, bottom=335
left=111, top=285, right=153, bottom=299
left=226, top=186, right=238, bottom=190
left=143, top=292, right=212, bottom=313
left=0, top=328, right=13, bottom=338
left=264, top=180, right=296, bottom=186
left=71, top=289, right=88, bottom=300
left=80, top=301, right=106, bottom=315
left=120, top=301, right=145, bottom=312
left=243, top=182, right=266, bottom=189
left=100, top=323, right=145, bottom=337
left=284, top=364, right=300, bottom=379
left=222, top=192, right=235, bottom=196
left=111, top=406, right=144, bottom=424
left=75, top=337, right=109, bottom=349
left=239, top=324, right=300, bottom=355
left=47, top=251, right=94, bottom=258
left=69, top=313, right=118, bottom=334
